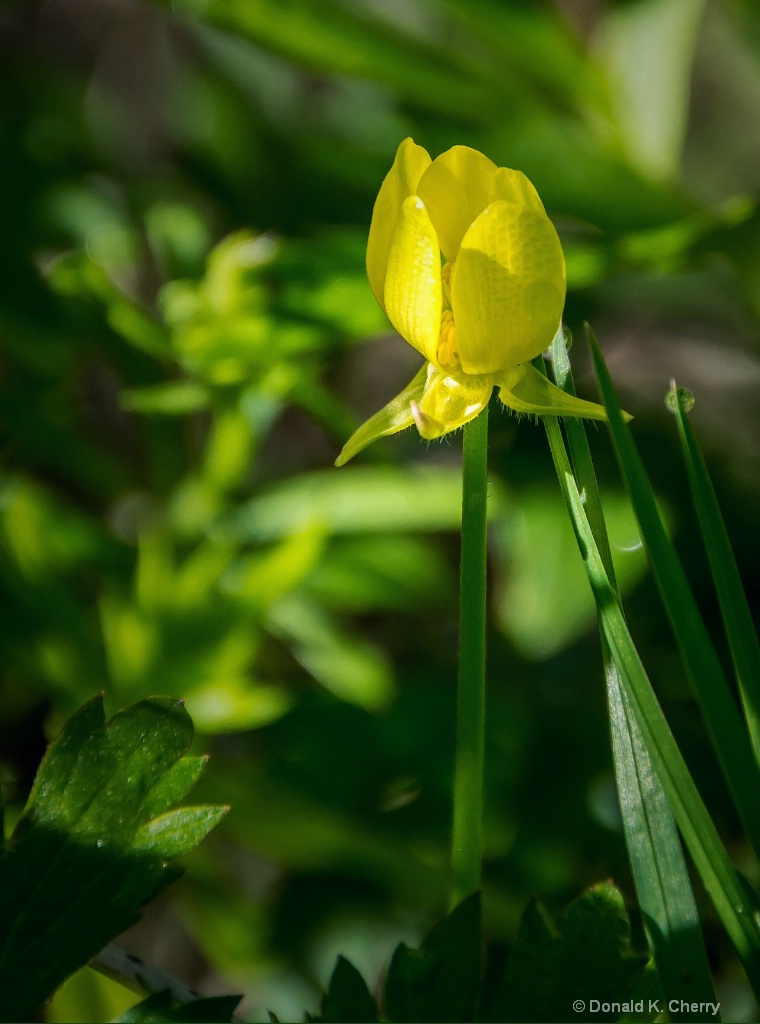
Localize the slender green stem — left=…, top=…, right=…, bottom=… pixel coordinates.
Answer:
left=451, top=406, right=489, bottom=909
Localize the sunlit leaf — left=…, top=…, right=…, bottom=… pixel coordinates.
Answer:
left=267, top=594, right=394, bottom=711
left=596, top=0, right=706, bottom=180
left=213, top=467, right=507, bottom=542
left=0, top=697, right=226, bottom=1020
left=493, top=487, right=648, bottom=659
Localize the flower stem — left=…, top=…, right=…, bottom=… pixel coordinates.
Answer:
left=451, top=406, right=489, bottom=909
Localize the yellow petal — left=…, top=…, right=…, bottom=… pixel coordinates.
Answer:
left=416, top=145, right=500, bottom=263
left=335, top=363, right=428, bottom=466
left=496, top=364, right=612, bottom=420
left=493, top=167, right=546, bottom=214
left=416, top=147, right=547, bottom=262
left=413, top=365, right=493, bottom=440
left=366, top=138, right=432, bottom=311
left=451, top=200, right=566, bottom=375
left=384, top=196, right=442, bottom=364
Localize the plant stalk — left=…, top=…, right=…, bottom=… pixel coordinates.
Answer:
left=451, top=406, right=489, bottom=908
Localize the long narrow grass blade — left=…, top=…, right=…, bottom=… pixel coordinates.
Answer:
left=548, top=339, right=716, bottom=1015
left=545, top=419, right=760, bottom=998
left=586, top=325, right=760, bottom=856
left=670, top=383, right=760, bottom=767
left=608, top=671, right=718, bottom=1018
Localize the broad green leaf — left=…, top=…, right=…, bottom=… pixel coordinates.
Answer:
left=318, top=956, right=378, bottom=1024
left=266, top=593, right=394, bottom=711
left=549, top=335, right=716, bottom=1017
left=384, top=892, right=481, bottom=1023
left=670, top=383, right=760, bottom=766
left=221, top=526, right=326, bottom=612
left=46, top=252, right=172, bottom=359
left=213, top=467, right=508, bottom=543
left=0, top=696, right=226, bottom=1021
left=493, top=486, right=647, bottom=659
left=484, top=883, right=648, bottom=1022
left=440, top=0, right=604, bottom=111
left=596, top=0, right=706, bottom=180
left=305, top=535, right=453, bottom=613
left=186, top=678, right=292, bottom=734
left=119, top=381, right=210, bottom=416
left=173, top=0, right=491, bottom=120
left=201, top=406, right=254, bottom=493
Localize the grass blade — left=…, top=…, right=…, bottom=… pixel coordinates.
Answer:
left=586, top=325, right=760, bottom=857
left=670, top=382, right=760, bottom=767
left=544, top=418, right=760, bottom=998
left=607, top=673, right=718, bottom=1019
left=547, top=339, right=716, bottom=1015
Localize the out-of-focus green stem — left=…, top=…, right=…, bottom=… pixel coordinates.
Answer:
left=451, top=406, right=489, bottom=909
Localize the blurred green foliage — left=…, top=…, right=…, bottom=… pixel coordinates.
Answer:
left=2, top=0, right=760, bottom=1019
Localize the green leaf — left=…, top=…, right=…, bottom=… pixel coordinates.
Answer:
left=118, top=990, right=242, bottom=1023
left=0, top=696, right=227, bottom=1022
left=493, top=485, right=648, bottom=660
left=485, top=883, right=648, bottom=1022
left=547, top=442, right=760, bottom=998
left=596, top=0, right=705, bottom=180
left=318, top=956, right=378, bottom=1023
left=670, top=382, right=760, bottom=766
left=384, top=892, right=481, bottom=1023
left=117, top=990, right=178, bottom=1024
left=266, top=593, right=395, bottom=711
left=548, top=335, right=716, bottom=1017
left=172, top=0, right=492, bottom=120
left=587, top=324, right=760, bottom=859
left=440, top=0, right=604, bottom=112
left=213, top=467, right=508, bottom=543
left=120, top=381, right=211, bottom=416
left=608, top=682, right=718, bottom=1021
left=305, top=535, right=453, bottom=614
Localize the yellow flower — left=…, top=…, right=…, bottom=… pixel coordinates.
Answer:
left=335, top=139, right=609, bottom=466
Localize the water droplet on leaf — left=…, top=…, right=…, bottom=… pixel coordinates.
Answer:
left=665, top=385, right=694, bottom=414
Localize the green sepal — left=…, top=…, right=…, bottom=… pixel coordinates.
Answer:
left=335, top=363, right=427, bottom=466
left=497, top=363, right=625, bottom=422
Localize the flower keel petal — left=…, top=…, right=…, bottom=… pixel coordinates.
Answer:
left=414, top=366, right=493, bottom=439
